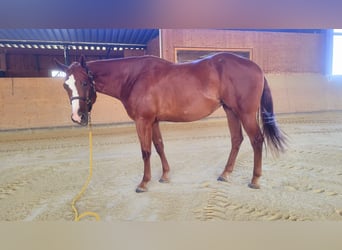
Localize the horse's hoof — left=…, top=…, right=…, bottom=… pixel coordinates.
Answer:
left=159, top=178, right=170, bottom=183
left=217, top=176, right=228, bottom=182
left=136, top=186, right=148, bottom=193
left=248, top=183, right=260, bottom=189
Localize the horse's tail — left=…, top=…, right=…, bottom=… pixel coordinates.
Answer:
left=260, top=77, right=287, bottom=155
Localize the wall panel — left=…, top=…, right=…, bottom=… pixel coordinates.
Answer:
left=1, top=74, right=342, bottom=130
left=0, top=78, right=130, bottom=130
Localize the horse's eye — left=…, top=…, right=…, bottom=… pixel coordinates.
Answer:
left=82, top=81, right=87, bottom=86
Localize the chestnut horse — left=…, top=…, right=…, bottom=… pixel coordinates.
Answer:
left=56, top=53, right=286, bottom=192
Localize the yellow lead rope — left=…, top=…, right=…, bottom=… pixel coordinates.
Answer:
left=71, top=114, right=100, bottom=221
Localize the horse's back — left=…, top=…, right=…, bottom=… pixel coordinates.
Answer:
left=127, top=55, right=223, bottom=122
left=125, top=53, right=264, bottom=121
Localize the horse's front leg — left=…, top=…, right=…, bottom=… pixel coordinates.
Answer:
left=135, top=119, right=153, bottom=193
left=152, top=121, right=170, bottom=183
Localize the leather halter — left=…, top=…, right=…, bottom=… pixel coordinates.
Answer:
left=69, top=67, right=96, bottom=109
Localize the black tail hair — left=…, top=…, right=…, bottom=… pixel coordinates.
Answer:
left=261, top=78, right=287, bottom=155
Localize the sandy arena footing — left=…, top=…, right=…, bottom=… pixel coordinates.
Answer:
left=0, top=111, right=341, bottom=221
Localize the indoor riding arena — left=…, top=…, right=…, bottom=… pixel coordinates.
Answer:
left=0, top=29, right=342, bottom=222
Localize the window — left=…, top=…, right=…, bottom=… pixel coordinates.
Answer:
left=332, top=29, right=342, bottom=76
left=175, top=48, right=252, bottom=63
left=51, top=70, right=66, bottom=77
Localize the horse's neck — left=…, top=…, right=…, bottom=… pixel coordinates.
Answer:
left=89, top=60, right=129, bottom=100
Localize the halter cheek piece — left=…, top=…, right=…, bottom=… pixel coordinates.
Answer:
left=69, top=67, right=96, bottom=109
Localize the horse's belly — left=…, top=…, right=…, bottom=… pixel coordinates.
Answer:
left=158, top=99, right=221, bottom=122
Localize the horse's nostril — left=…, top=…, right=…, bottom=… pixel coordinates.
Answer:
left=79, top=113, right=88, bottom=126
left=78, top=111, right=85, bottom=119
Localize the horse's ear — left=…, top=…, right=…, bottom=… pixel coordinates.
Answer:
left=80, top=55, right=87, bottom=68
left=54, top=58, right=68, bottom=72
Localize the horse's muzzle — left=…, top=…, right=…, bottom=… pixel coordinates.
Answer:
left=71, top=112, right=88, bottom=126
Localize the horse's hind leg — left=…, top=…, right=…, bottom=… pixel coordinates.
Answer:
left=240, top=112, right=264, bottom=189
left=218, top=108, right=243, bottom=182
left=152, top=121, right=170, bottom=183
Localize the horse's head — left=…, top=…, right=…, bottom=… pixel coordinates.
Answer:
left=55, top=56, right=97, bottom=126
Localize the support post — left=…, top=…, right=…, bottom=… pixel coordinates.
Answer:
left=64, top=46, right=70, bottom=65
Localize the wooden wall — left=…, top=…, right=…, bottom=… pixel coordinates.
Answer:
left=0, top=48, right=145, bottom=77
left=0, top=77, right=131, bottom=130
left=146, top=36, right=160, bottom=57
left=267, top=73, right=342, bottom=113
left=160, top=29, right=326, bottom=73
left=1, top=74, right=342, bottom=130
